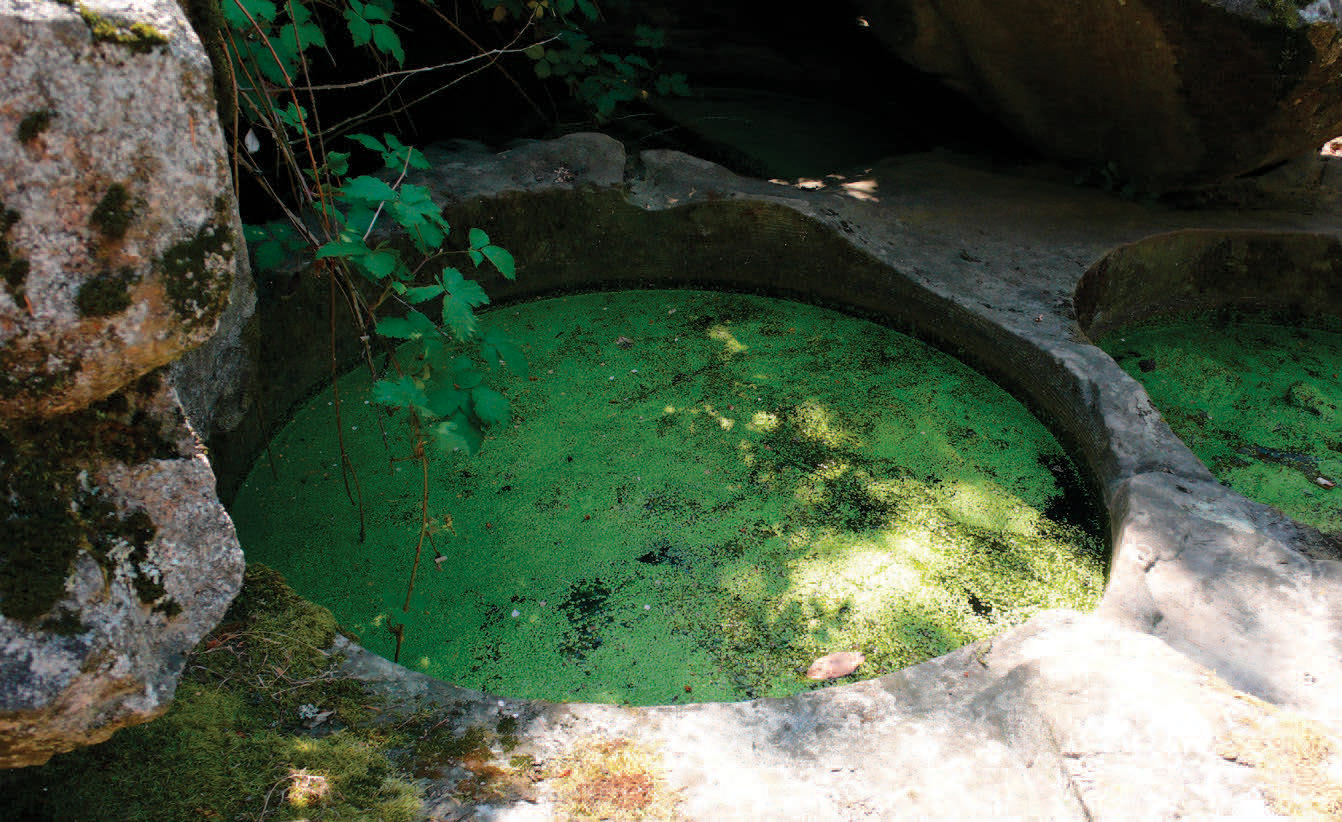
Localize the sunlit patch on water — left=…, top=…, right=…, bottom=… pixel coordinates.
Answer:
left=232, top=290, right=1106, bottom=705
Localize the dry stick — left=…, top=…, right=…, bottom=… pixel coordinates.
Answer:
left=413, top=1, right=548, bottom=123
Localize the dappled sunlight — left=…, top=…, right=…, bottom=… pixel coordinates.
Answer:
left=233, top=290, right=1105, bottom=705
left=707, top=323, right=748, bottom=355
left=768, top=170, right=880, bottom=203
left=938, top=478, right=1044, bottom=537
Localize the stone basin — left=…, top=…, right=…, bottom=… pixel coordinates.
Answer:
left=212, top=134, right=1342, bottom=819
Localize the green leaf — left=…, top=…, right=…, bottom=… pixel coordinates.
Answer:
left=633, top=24, right=665, bottom=49
left=481, top=245, right=515, bottom=279
left=441, top=295, right=478, bottom=341
left=343, top=0, right=372, bottom=46
left=371, top=374, right=426, bottom=409
left=375, top=310, right=436, bottom=340
left=432, top=413, right=483, bottom=454
left=468, top=227, right=489, bottom=248
left=224, top=0, right=276, bottom=29
left=523, top=43, right=545, bottom=60
left=276, top=102, right=308, bottom=129
left=423, top=384, right=467, bottom=418
left=372, top=23, right=404, bottom=64
left=361, top=248, right=399, bottom=280
left=348, top=133, right=386, bottom=153
left=449, top=361, right=483, bottom=390
left=340, top=175, right=397, bottom=205
left=471, top=387, right=510, bottom=427
left=292, top=6, right=326, bottom=50
left=481, top=328, right=528, bottom=377
left=443, top=268, right=489, bottom=308
left=574, top=0, right=598, bottom=20
left=534, top=60, right=552, bottom=79
left=315, top=239, right=366, bottom=260
left=325, top=150, right=350, bottom=176
left=401, top=283, right=444, bottom=304
left=254, top=240, right=288, bottom=272
left=388, top=184, right=447, bottom=251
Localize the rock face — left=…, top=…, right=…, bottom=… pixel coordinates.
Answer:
left=0, top=0, right=246, bottom=767
left=853, top=0, right=1342, bottom=189
left=0, top=0, right=238, bottom=419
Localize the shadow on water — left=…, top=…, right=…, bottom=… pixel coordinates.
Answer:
left=229, top=289, right=1107, bottom=706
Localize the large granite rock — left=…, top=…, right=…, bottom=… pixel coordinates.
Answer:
left=0, top=0, right=246, bottom=767
left=0, top=0, right=238, bottom=419
left=852, top=0, right=1342, bottom=189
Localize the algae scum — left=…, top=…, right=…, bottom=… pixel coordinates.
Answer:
left=1100, top=318, right=1342, bottom=537
left=232, top=290, right=1105, bottom=705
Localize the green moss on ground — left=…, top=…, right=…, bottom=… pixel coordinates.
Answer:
left=233, top=290, right=1106, bottom=705
left=1, top=202, right=28, bottom=303
left=0, top=564, right=423, bottom=822
left=76, top=267, right=136, bottom=317
left=1101, top=318, right=1342, bottom=537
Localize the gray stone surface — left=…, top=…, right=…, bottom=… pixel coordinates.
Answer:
left=0, top=377, right=245, bottom=767
left=0, top=0, right=238, bottom=419
left=324, top=135, right=1342, bottom=819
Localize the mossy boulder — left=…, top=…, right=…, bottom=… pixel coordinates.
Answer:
left=0, top=0, right=241, bottom=419
left=0, top=0, right=248, bottom=767
left=853, top=0, right=1342, bottom=190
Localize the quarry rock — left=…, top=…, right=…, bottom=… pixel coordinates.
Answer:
left=0, top=0, right=238, bottom=419
left=852, top=0, right=1342, bottom=189
left=0, top=0, right=246, bottom=766
left=304, top=136, right=1342, bottom=818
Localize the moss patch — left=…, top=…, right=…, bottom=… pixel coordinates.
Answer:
left=75, top=267, right=136, bottom=318
left=17, top=109, right=53, bottom=144
left=233, top=290, right=1105, bottom=705
left=89, top=183, right=135, bottom=240
left=157, top=211, right=234, bottom=331
left=546, top=735, right=681, bottom=821
left=76, top=4, right=169, bottom=54
left=1216, top=687, right=1342, bottom=817
left=0, top=336, right=79, bottom=402
left=1, top=202, right=28, bottom=303
left=0, top=564, right=423, bottom=822
left=0, top=373, right=180, bottom=621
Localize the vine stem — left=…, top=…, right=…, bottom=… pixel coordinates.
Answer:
left=402, top=438, right=430, bottom=612
left=330, top=272, right=367, bottom=543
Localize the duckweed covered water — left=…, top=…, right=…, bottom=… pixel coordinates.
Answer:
left=232, top=290, right=1105, bottom=705
left=1100, top=319, right=1342, bottom=536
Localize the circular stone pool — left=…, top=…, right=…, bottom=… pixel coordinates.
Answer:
left=230, top=290, right=1105, bottom=705
left=1098, top=316, right=1342, bottom=537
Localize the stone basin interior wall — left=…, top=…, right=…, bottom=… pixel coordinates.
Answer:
left=1075, top=229, right=1342, bottom=338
